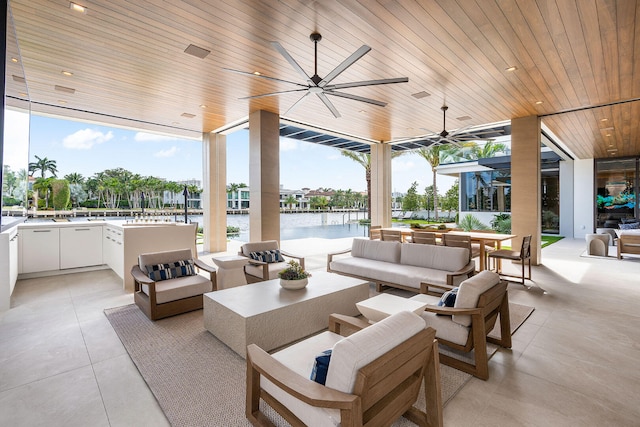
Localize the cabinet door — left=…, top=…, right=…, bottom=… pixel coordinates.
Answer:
left=21, top=228, right=60, bottom=273
left=60, top=227, right=103, bottom=269
left=9, top=230, right=19, bottom=292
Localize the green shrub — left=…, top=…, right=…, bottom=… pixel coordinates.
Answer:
left=457, top=214, right=489, bottom=231
left=491, top=213, right=512, bottom=234
left=226, top=226, right=240, bottom=235
left=51, top=179, right=70, bottom=210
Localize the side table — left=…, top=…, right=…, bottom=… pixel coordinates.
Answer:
left=356, top=294, right=428, bottom=323
left=211, top=255, right=249, bottom=289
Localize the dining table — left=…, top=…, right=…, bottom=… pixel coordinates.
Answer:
left=379, top=228, right=516, bottom=271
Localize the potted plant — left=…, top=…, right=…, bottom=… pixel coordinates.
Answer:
left=278, top=260, right=311, bottom=289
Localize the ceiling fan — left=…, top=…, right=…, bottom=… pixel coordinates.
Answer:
left=420, top=105, right=499, bottom=148
left=224, top=32, right=409, bottom=118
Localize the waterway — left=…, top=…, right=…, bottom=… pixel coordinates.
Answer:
left=19, top=211, right=381, bottom=241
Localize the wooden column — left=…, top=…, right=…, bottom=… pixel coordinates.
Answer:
left=249, top=110, right=280, bottom=242
left=370, top=143, right=392, bottom=227
left=202, top=132, right=227, bottom=253
left=511, top=115, right=541, bottom=265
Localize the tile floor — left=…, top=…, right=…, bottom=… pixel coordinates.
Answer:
left=1, top=237, right=639, bottom=426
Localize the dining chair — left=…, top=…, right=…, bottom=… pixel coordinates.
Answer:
left=442, top=234, right=477, bottom=262
left=488, top=234, right=532, bottom=285
left=381, top=228, right=403, bottom=242
left=411, top=230, right=438, bottom=245
left=369, top=225, right=382, bottom=240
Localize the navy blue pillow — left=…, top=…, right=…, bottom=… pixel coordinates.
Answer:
left=437, top=287, right=459, bottom=307
left=310, top=349, right=332, bottom=385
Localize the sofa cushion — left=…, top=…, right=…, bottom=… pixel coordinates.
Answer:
left=401, top=243, right=469, bottom=272
left=351, top=238, right=401, bottom=264
left=146, top=259, right=196, bottom=281
left=249, top=249, right=284, bottom=263
left=453, top=270, right=500, bottom=327
left=410, top=293, right=470, bottom=346
left=326, top=311, right=424, bottom=394
left=141, top=273, right=212, bottom=304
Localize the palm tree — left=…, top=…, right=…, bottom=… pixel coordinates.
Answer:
left=466, top=140, right=508, bottom=160
left=64, top=172, right=84, bottom=185
left=284, top=195, right=297, bottom=210
left=416, top=144, right=460, bottom=220
left=33, top=177, right=54, bottom=209
left=28, top=155, right=58, bottom=178
left=340, top=150, right=404, bottom=217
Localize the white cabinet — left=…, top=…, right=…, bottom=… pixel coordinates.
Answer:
left=60, top=226, right=103, bottom=269
left=103, top=226, right=124, bottom=279
left=9, top=230, right=19, bottom=292
left=20, top=228, right=60, bottom=273
left=0, top=227, right=20, bottom=311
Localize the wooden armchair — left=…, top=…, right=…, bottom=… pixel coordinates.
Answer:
left=617, top=233, right=640, bottom=259
left=412, top=271, right=511, bottom=380
left=131, top=248, right=216, bottom=321
left=246, top=311, right=443, bottom=427
left=238, top=240, right=305, bottom=283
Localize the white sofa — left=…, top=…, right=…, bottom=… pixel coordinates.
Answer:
left=327, top=238, right=475, bottom=293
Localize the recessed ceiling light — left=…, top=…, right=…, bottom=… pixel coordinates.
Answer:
left=58, top=100, right=67, bottom=104
left=200, top=104, right=207, bottom=109
left=11, top=57, right=18, bottom=63
left=69, top=2, right=86, bottom=13
left=19, top=92, right=27, bottom=97
left=181, top=113, right=196, bottom=118
left=172, top=121, right=180, bottom=125
left=61, top=70, right=73, bottom=76
left=359, top=110, right=366, bottom=113
left=606, top=134, right=611, bottom=137
left=253, top=71, right=262, bottom=76
left=535, top=101, right=543, bottom=105
left=505, top=66, right=517, bottom=72
left=600, top=118, right=608, bottom=122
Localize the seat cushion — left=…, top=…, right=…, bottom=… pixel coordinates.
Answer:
left=410, top=293, right=470, bottom=346
left=326, top=311, right=425, bottom=394
left=262, top=331, right=344, bottom=427
left=244, top=261, right=287, bottom=280
left=141, top=274, right=212, bottom=304
left=453, top=270, right=500, bottom=327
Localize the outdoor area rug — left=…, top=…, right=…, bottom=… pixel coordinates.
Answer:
left=105, top=302, right=533, bottom=427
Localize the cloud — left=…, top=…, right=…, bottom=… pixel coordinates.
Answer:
left=63, top=129, right=113, bottom=149
left=134, top=132, right=180, bottom=142
left=154, top=146, right=180, bottom=157
left=280, top=139, right=298, bottom=151
left=393, top=160, right=416, bottom=170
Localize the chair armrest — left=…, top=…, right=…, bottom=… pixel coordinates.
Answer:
left=422, top=305, right=483, bottom=316
left=247, top=344, right=358, bottom=409
left=194, top=258, right=216, bottom=273
left=326, top=248, right=352, bottom=271
left=446, top=261, right=476, bottom=286
left=131, top=265, right=154, bottom=285
left=280, top=250, right=305, bottom=270
left=328, top=313, right=370, bottom=335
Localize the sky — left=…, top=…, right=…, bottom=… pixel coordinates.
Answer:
left=8, top=111, right=456, bottom=195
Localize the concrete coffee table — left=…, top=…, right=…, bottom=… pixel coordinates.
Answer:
left=203, top=271, right=369, bottom=357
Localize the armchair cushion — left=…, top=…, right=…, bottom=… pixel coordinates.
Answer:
left=249, top=249, right=284, bottom=263
left=244, top=261, right=288, bottom=280
left=326, top=310, right=424, bottom=393
left=141, top=274, right=212, bottom=304
left=453, top=270, right=500, bottom=327
left=146, top=259, right=196, bottom=281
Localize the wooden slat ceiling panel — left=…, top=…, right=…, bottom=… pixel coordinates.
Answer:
left=6, top=0, right=640, bottom=159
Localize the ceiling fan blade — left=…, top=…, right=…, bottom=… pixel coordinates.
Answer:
left=448, top=124, right=473, bottom=137
left=316, top=92, right=341, bottom=118
left=283, top=92, right=312, bottom=116
left=324, top=77, right=409, bottom=90
left=271, top=41, right=312, bottom=83
left=325, top=91, right=386, bottom=107
left=239, top=88, right=308, bottom=100
left=319, top=45, right=371, bottom=87
left=223, top=68, right=308, bottom=88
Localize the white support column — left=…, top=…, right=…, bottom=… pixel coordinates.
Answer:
left=511, top=115, right=541, bottom=265
left=370, top=143, right=392, bottom=227
left=202, top=132, right=227, bottom=253
left=249, top=110, right=280, bottom=242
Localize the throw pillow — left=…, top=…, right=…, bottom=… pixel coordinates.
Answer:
left=437, top=287, right=459, bottom=307
left=249, top=249, right=285, bottom=263
left=147, top=259, right=196, bottom=281
left=619, top=222, right=639, bottom=230
left=310, top=349, right=332, bottom=385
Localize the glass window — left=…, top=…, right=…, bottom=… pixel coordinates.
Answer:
left=461, top=170, right=511, bottom=212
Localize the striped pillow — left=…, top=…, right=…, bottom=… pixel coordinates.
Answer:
left=147, top=259, right=196, bottom=281
left=249, top=249, right=285, bottom=263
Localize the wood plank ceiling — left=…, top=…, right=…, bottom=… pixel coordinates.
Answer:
left=6, top=0, right=640, bottom=159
